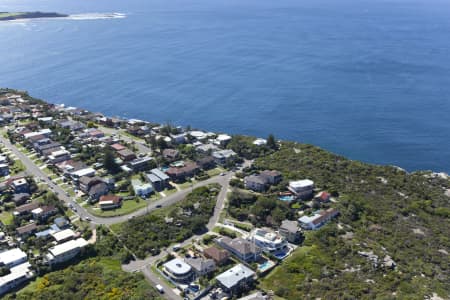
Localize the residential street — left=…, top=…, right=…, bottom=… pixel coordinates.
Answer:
left=0, top=133, right=232, bottom=227
left=0, top=133, right=235, bottom=300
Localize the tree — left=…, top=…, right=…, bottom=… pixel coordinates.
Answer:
left=267, top=134, right=277, bottom=150
left=103, top=148, right=120, bottom=174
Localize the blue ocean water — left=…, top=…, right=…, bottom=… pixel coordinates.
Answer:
left=1, top=0, right=450, bottom=172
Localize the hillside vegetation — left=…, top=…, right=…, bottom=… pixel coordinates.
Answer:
left=5, top=258, right=162, bottom=300
left=258, top=142, right=450, bottom=299
left=113, top=184, right=220, bottom=258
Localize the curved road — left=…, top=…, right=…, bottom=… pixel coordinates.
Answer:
left=0, top=133, right=232, bottom=226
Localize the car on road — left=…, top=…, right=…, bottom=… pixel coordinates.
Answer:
left=155, top=204, right=162, bottom=208
left=85, top=217, right=91, bottom=222
left=156, top=284, right=164, bottom=293
left=220, top=172, right=226, bottom=176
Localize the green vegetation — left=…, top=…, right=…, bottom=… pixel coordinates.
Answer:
left=113, top=184, right=220, bottom=258
left=227, top=189, right=292, bottom=227
left=87, top=198, right=148, bottom=217
left=257, top=142, right=450, bottom=299
left=7, top=258, right=162, bottom=300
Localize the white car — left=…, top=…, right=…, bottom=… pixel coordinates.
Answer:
left=156, top=284, right=164, bottom=293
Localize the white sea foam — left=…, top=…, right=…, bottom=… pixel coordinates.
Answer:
left=67, top=12, right=126, bottom=20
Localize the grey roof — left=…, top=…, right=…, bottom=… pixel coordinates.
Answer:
left=151, top=168, right=169, bottom=181
left=185, top=257, right=216, bottom=273
left=220, top=237, right=260, bottom=256
left=216, top=264, right=255, bottom=289
left=146, top=173, right=161, bottom=183
left=280, top=220, right=299, bottom=233
left=245, top=175, right=268, bottom=185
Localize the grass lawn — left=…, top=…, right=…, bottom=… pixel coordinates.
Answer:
left=178, top=180, right=196, bottom=190
left=160, top=187, right=177, bottom=197
left=260, top=246, right=315, bottom=294
left=87, top=198, right=148, bottom=217
left=206, top=167, right=224, bottom=177
left=0, top=211, right=13, bottom=225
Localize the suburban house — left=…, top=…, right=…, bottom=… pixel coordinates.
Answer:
left=250, top=228, right=288, bottom=253
left=288, top=179, right=314, bottom=199
left=14, top=202, right=39, bottom=216
left=99, top=195, right=122, bottom=210
left=16, top=223, right=37, bottom=238
left=162, top=148, right=180, bottom=161
left=204, top=246, right=230, bottom=265
left=88, top=182, right=109, bottom=202
left=279, top=219, right=303, bottom=244
left=0, top=248, right=28, bottom=268
left=215, top=264, right=255, bottom=294
left=70, top=167, right=96, bottom=179
left=196, top=143, right=219, bottom=154
left=185, top=257, right=216, bottom=276
left=163, top=258, right=194, bottom=283
left=78, top=176, right=104, bottom=193
left=46, top=238, right=88, bottom=266
left=87, top=129, right=104, bottom=139
left=117, top=149, right=136, bottom=162
left=131, top=179, right=153, bottom=197
left=213, top=134, right=232, bottom=147
left=212, top=149, right=237, bottom=165
left=166, top=162, right=199, bottom=182
left=50, top=229, right=77, bottom=244
left=110, top=143, right=126, bottom=152
left=196, top=156, right=216, bottom=170
left=298, top=208, right=339, bottom=230
left=0, top=164, right=9, bottom=177
left=128, top=157, right=153, bottom=172
left=244, top=175, right=268, bottom=192
left=149, top=168, right=170, bottom=190
left=259, top=170, right=282, bottom=184
left=31, top=205, right=58, bottom=221
left=244, top=170, right=282, bottom=192
left=47, top=149, right=70, bottom=164
left=0, top=261, right=33, bottom=295
left=12, top=193, right=30, bottom=206
left=216, top=237, right=261, bottom=263
left=314, top=191, right=331, bottom=203
left=10, top=178, right=29, bottom=194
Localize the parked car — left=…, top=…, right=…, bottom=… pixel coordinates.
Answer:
left=156, top=284, right=164, bottom=293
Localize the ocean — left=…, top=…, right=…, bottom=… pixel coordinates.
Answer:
left=1, top=0, right=450, bottom=172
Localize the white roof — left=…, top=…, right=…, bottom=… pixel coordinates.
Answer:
left=253, top=138, right=267, bottom=146
left=51, top=229, right=76, bottom=242
left=48, top=238, right=88, bottom=257
left=0, top=262, right=32, bottom=288
left=31, top=207, right=43, bottom=214
left=189, top=131, right=207, bottom=139
left=216, top=134, right=232, bottom=141
left=0, top=248, right=27, bottom=267
left=38, top=117, right=53, bottom=122
left=216, top=264, right=255, bottom=289
left=71, top=167, right=96, bottom=177
left=24, top=129, right=51, bottom=139
left=298, top=213, right=321, bottom=224
left=50, top=149, right=69, bottom=157
left=289, top=179, right=314, bottom=188
left=163, top=258, right=192, bottom=275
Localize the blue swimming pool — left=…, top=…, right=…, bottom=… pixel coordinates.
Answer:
left=258, top=261, right=272, bottom=272
left=279, top=195, right=295, bottom=201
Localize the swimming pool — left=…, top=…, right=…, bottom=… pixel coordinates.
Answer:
left=258, top=261, right=273, bottom=272
left=278, top=195, right=295, bottom=201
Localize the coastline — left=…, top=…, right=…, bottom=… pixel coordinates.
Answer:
left=1, top=87, right=447, bottom=176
